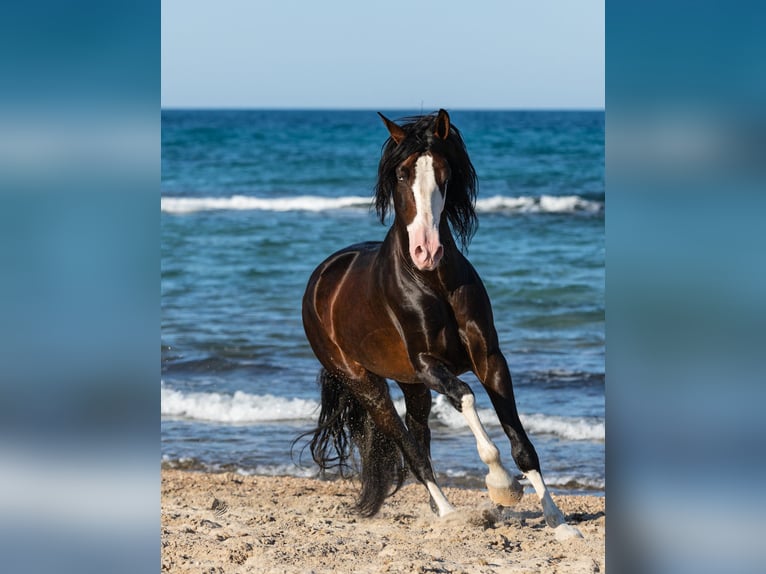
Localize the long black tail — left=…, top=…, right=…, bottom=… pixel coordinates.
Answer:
left=301, top=368, right=406, bottom=516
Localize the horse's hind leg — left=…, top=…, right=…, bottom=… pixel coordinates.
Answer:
left=396, top=383, right=449, bottom=514
left=348, top=373, right=455, bottom=517
left=414, top=356, right=523, bottom=507
left=396, top=383, right=432, bottom=460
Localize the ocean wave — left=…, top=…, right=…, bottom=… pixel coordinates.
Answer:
left=161, top=195, right=371, bottom=214
left=519, top=413, right=604, bottom=441
left=475, top=194, right=603, bottom=213
left=232, top=464, right=319, bottom=478
left=533, top=474, right=605, bottom=491
left=429, top=396, right=604, bottom=441
left=161, top=194, right=603, bottom=215
left=160, top=456, right=318, bottom=478
left=161, top=387, right=603, bottom=441
left=161, top=386, right=318, bottom=423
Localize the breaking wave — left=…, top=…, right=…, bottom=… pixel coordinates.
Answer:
left=161, top=194, right=603, bottom=215
left=161, top=386, right=603, bottom=442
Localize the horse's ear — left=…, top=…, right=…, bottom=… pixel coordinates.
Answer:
left=378, top=112, right=406, bottom=145
left=434, top=109, right=450, bottom=140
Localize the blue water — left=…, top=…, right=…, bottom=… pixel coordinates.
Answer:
left=161, top=110, right=604, bottom=494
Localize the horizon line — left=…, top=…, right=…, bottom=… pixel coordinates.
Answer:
left=160, top=106, right=605, bottom=112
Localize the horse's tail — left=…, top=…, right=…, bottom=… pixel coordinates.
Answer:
left=305, top=368, right=405, bottom=517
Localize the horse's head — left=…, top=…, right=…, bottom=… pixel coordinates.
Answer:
left=378, top=110, right=451, bottom=270
left=375, top=110, right=478, bottom=272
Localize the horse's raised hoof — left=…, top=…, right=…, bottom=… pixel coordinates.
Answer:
left=485, top=472, right=524, bottom=507
left=553, top=523, right=584, bottom=541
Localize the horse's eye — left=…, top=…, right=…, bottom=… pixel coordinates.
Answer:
left=397, top=175, right=405, bottom=182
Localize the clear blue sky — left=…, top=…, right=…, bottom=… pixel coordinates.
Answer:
left=162, top=0, right=603, bottom=109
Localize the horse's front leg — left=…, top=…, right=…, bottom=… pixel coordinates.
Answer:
left=414, top=354, right=523, bottom=507
left=481, top=352, right=583, bottom=538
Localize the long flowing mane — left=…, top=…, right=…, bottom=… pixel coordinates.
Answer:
left=374, top=112, right=479, bottom=249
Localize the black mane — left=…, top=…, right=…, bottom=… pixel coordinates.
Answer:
left=374, top=112, right=479, bottom=249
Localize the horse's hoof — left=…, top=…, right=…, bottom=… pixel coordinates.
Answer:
left=553, top=523, right=584, bottom=541
left=486, top=473, right=523, bottom=507
left=487, top=484, right=522, bottom=506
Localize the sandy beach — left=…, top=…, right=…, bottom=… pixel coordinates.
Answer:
left=161, top=469, right=605, bottom=573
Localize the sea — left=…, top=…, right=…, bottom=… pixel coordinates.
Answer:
left=161, top=110, right=604, bottom=496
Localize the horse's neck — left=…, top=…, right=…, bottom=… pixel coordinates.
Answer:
left=377, top=223, right=408, bottom=269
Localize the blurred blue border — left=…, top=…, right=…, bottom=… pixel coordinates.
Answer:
left=608, top=2, right=766, bottom=573
left=0, top=2, right=158, bottom=573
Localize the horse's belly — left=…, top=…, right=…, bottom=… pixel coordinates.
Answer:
left=352, top=327, right=417, bottom=382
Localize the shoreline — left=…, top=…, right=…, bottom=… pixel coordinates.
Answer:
left=160, top=459, right=605, bottom=497
left=162, top=469, right=605, bottom=573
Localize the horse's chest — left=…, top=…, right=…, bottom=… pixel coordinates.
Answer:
left=423, top=319, right=472, bottom=373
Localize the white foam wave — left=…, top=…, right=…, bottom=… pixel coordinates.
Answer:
left=161, top=387, right=603, bottom=441
left=233, top=464, right=318, bottom=478
left=430, top=395, right=494, bottom=428
left=161, top=194, right=371, bottom=214
left=520, top=413, right=604, bottom=441
left=430, top=396, right=604, bottom=441
left=475, top=194, right=603, bottom=213
left=161, top=193, right=602, bottom=214
left=161, top=387, right=318, bottom=423
left=540, top=474, right=605, bottom=490
left=160, top=456, right=318, bottom=478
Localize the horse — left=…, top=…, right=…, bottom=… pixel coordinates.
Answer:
left=300, top=109, right=581, bottom=537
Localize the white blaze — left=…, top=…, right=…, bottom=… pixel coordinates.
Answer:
left=407, top=155, right=444, bottom=234
left=406, top=154, right=445, bottom=270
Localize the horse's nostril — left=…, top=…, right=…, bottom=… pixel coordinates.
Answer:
left=414, top=245, right=424, bottom=257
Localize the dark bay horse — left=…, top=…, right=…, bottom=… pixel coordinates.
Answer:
left=302, top=110, right=581, bottom=537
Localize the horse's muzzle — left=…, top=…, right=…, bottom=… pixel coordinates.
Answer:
left=410, top=230, right=444, bottom=271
